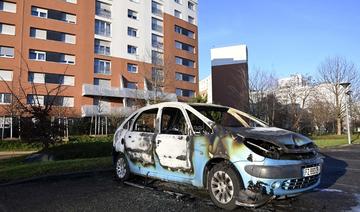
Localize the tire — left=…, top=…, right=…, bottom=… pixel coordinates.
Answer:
left=207, top=162, right=243, bottom=210
left=115, top=153, right=130, bottom=182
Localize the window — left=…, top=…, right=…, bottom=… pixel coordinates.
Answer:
left=95, top=19, right=111, bottom=37
left=30, top=27, right=76, bottom=44
left=127, top=45, right=137, bottom=54
left=125, top=81, right=137, bottom=89
left=188, top=1, right=195, bottom=10
left=0, top=93, right=11, bottom=104
left=176, top=88, right=195, bottom=97
left=175, top=25, right=194, bottom=38
left=176, top=72, right=195, bottom=83
left=175, top=57, right=195, bottom=68
left=31, top=7, right=76, bottom=23
left=127, top=27, right=137, bottom=37
left=151, top=1, right=162, bottom=16
left=152, top=67, right=164, bottom=82
left=174, top=10, right=181, bottom=19
left=64, top=0, right=77, bottom=3
left=94, top=59, right=111, bottom=74
left=151, top=34, right=163, bottom=49
left=30, top=95, right=74, bottom=107
left=175, top=41, right=195, bottom=53
left=127, top=63, right=138, bottom=73
left=29, top=72, right=74, bottom=85
left=174, top=0, right=182, bottom=4
left=152, top=18, right=163, bottom=32
left=0, top=23, right=15, bottom=35
left=0, top=1, right=16, bottom=13
left=94, top=78, right=110, bottom=87
left=188, top=16, right=195, bottom=24
left=95, top=1, right=111, bottom=19
left=31, top=7, right=47, bottom=18
left=29, top=50, right=75, bottom=64
left=0, top=46, right=14, bottom=58
left=94, top=39, right=110, bottom=56
left=161, top=107, right=188, bottom=135
left=128, top=9, right=138, bottom=20
left=152, top=50, right=163, bottom=65
left=186, top=110, right=212, bottom=135
left=133, top=108, right=158, bottom=132
left=0, top=70, right=12, bottom=81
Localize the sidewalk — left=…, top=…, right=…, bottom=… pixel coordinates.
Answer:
left=0, top=151, right=37, bottom=160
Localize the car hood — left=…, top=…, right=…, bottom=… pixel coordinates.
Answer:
left=227, top=127, right=314, bottom=149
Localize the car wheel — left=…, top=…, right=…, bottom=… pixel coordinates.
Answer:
left=115, top=154, right=130, bottom=182
left=208, top=162, right=243, bottom=210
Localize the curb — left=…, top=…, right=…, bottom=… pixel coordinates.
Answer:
left=0, top=168, right=113, bottom=187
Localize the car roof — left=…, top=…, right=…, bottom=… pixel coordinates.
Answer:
left=138, top=102, right=230, bottom=110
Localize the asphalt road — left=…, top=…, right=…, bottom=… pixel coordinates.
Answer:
left=1, top=145, right=360, bottom=212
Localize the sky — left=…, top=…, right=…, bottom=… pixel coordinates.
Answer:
left=198, top=0, right=360, bottom=80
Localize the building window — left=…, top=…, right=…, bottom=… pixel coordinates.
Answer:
left=175, top=25, right=194, bottom=38
left=31, top=7, right=47, bottom=18
left=151, top=18, right=163, bottom=32
left=94, top=39, right=110, bottom=56
left=30, top=27, right=75, bottom=44
left=127, top=27, right=137, bottom=37
left=29, top=50, right=45, bottom=61
left=95, top=19, right=111, bottom=37
left=0, top=46, right=14, bottom=58
left=27, top=95, right=74, bottom=107
left=29, top=72, right=75, bottom=85
left=0, top=1, right=16, bottom=13
left=175, top=57, right=194, bottom=68
left=151, top=1, right=162, bottom=16
left=94, top=59, right=111, bottom=75
left=175, top=41, right=195, bottom=53
left=0, top=93, right=11, bottom=104
left=174, top=0, right=182, bottom=4
left=127, top=63, right=138, bottom=73
left=128, top=9, right=138, bottom=20
left=151, top=34, right=163, bottom=49
left=188, top=1, right=195, bottom=10
left=95, top=1, right=111, bottom=19
left=152, top=67, right=164, bottom=82
left=94, top=78, right=110, bottom=87
left=188, top=16, right=195, bottom=24
left=31, top=6, right=76, bottom=23
left=125, top=82, right=137, bottom=89
left=152, top=51, right=163, bottom=65
left=174, top=10, right=182, bottom=19
left=176, top=88, right=194, bottom=97
left=0, top=70, right=12, bottom=81
left=127, top=45, right=137, bottom=55
left=0, top=23, right=15, bottom=35
left=176, top=72, right=195, bottom=83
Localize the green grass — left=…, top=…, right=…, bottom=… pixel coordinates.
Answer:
left=312, top=134, right=360, bottom=148
left=0, top=140, right=43, bottom=151
left=0, top=156, right=112, bottom=183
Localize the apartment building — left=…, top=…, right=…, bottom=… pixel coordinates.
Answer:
left=0, top=0, right=198, bottom=117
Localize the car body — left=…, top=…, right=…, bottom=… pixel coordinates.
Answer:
left=112, top=102, right=323, bottom=209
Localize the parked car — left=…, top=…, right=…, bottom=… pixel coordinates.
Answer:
left=112, top=102, right=323, bottom=210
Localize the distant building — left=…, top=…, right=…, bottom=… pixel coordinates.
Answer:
left=199, top=45, right=249, bottom=111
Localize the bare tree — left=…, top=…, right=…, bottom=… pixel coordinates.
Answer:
left=0, top=52, right=72, bottom=148
left=317, top=56, right=359, bottom=135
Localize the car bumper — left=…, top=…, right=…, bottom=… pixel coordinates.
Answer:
left=232, top=156, right=323, bottom=206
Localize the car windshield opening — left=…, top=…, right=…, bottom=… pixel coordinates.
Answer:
left=191, top=106, right=244, bottom=127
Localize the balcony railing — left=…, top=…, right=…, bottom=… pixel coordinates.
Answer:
left=82, top=84, right=177, bottom=101
left=151, top=24, right=163, bottom=32
left=151, top=7, right=163, bottom=16
left=96, top=9, right=111, bottom=19
left=81, top=105, right=135, bottom=117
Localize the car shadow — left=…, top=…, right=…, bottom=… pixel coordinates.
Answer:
left=318, top=153, right=348, bottom=189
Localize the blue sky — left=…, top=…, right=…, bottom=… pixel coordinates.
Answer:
left=198, top=0, right=360, bottom=80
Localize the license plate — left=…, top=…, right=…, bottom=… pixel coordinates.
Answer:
left=303, top=166, right=321, bottom=177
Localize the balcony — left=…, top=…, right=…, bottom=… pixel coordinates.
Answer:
left=81, top=105, right=135, bottom=117
left=151, top=7, right=162, bottom=16
left=82, top=84, right=177, bottom=101
left=96, top=9, right=111, bottom=19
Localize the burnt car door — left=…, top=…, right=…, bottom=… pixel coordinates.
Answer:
left=124, top=108, right=158, bottom=166
left=155, top=107, right=192, bottom=170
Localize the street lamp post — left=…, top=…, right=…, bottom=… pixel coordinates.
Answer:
left=340, top=82, right=352, bottom=145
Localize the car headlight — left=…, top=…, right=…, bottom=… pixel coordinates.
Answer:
left=244, top=139, right=281, bottom=159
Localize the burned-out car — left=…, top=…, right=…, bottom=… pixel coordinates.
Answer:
left=112, top=102, right=323, bottom=210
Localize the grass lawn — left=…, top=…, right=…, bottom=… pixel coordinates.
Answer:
left=0, top=156, right=112, bottom=183
left=311, top=134, right=360, bottom=148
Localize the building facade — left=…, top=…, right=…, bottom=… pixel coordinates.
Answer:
left=200, top=45, right=249, bottom=111
left=0, top=0, right=198, bottom=117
